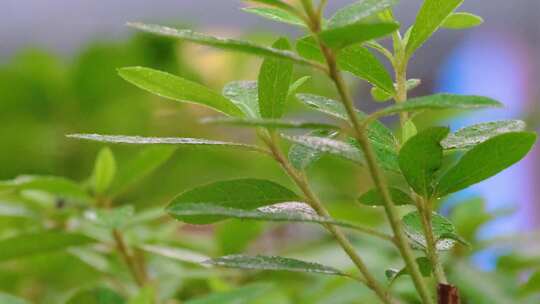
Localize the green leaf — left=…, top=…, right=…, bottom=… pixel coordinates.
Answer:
left=371, top=94, right=502, bottom=119
left=203, top=255, right=346, bottom=276
left=441, top=120, right=526, bottom=150
left=385, top=257, right=432, bottom=283
left=242, top=7, right=305, bottom=27
left=167, top=201, right=373, bottom=232
left=348, top=137, right=399, bottom=172
left=328, top=0, right=399, bottom=28
left=519, top=271, right=540, bottom=296
left=441, top=12, right=484, bottom=30
left=0, top=175, right=90, bottom=201
left=222, top=80, right=260, bottom=118
left=398, top=127, right=449, bottom=197
left=296, top=37, right=394, bottom=93
left=66, top=287, right=125, bottom=304
left=371, top=86, right=392, bottom=102
left=185, top=283, right=272, bottom=304
left=128, top=286, right=155, bottom=304
left=91, top=147, right=116, bottom=194
left=109, top=146, right=176, bottom=196
left=403, top=211, right=465, bottom=251
left=201, top=117, right=339, bottom=130
left=436, top=132, right=537, bottom=196
left=284, top=135, right=364, bottom=165
left=139, top=244, right=209, bottom=264
left=127, top=23, right=316, bottom=66
left=358, top=187, right=415, bottom=206
left=319, top=21, right=400, bottom=49
left=258, top=37, right=294, bottom=119
left=0, top=293, right=30, bottom=304
left=67, top=134, right=267, bottom=154
left=166, top=179, right=299, bottom=224
left=406, top=0, right=464, bottom=56
left=0, top=231, right=95, bottom=262
left=402, top=118, right=418, bottom=143
left=296, top=93, right=397, bottom=147
left=89, top=205, right=135, bottom=229
left=288, top=76, right=311, bottom=96
left=118, top=67, right=242, bottom=117
left=288, top=130, right=338, bottom=170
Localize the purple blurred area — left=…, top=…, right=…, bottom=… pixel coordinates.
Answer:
left=2, top=0, right=540, bottom=255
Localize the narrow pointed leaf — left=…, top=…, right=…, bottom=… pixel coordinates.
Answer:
left=442, top=120, right=526, bottom=150
left=328, top=0, right=400, bottom=28
left=403, top=211, right=463, bottom=251
left=0, top=231, right=96, bottom=262
left=436, top=132, right=537, bottom=196
left=242, top=7, right=305, bottom=27
left=222, top=80, right=260, bottom=118
left=441, top=12, right=484, bottom=30
left=371, top=94, right=502, bottom=119
left=406, top=0, right=464, bottom=56
left=258, top=38, right=294, bottom=118
left=167, top=201, right=374, bottom=232
left=203, top=255, right=345, bottom=276
left=201, top=117, right=339, bottom=130
left=319, top=21, right=400, bottom=49
left=0, top=175, right=90, bottom=201
left=118, top=67, right=243, bottom=117
left=186, top=283, right=272, bottom=304
left=296, top=36, right=394, bottom=93
left=289, top=130, right=338, bottom=170
left=127, top=23, right=316, bottom=66
left=67, top=134, right=266, bottom=154
left=166, top=179, right=299, bottom=224
left=91, top=147, right=116, bottom=194
left=399, top=127, right=449, bottom=197
left=359, top=187, right=415, bottom=206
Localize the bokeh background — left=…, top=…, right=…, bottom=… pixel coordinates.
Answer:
left=1, top=1, right=539, bottom=302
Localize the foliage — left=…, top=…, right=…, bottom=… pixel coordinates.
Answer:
left=0, top=1, right=538, bottom=304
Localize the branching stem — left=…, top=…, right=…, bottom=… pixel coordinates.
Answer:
left=299, top=2, right=434, bottom=303
left=262, top=132, right=396, bottom=304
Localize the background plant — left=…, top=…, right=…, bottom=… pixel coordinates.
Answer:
left=0, top=0, right=539, bottom=304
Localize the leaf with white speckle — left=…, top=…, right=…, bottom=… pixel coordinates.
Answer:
left=203, top=255, right=345, bottom=276
left=442, top=120, right=526, bottom=150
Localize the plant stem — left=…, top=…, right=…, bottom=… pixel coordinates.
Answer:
left=419, top=200, right=448, bottom=284
left=112, top=229, right=148, bottom=287
left=263, top=132, right=396, bottom=304
left=299, top=3, right=434, bottom=303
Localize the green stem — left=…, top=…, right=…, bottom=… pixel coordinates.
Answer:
left=419, top=200, right=448, bottom=284
left=263, top=133, right=396, bottom=304
left=112, top=229, right=148, bottom=287
left=299, top=4, right=434, bottom=303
